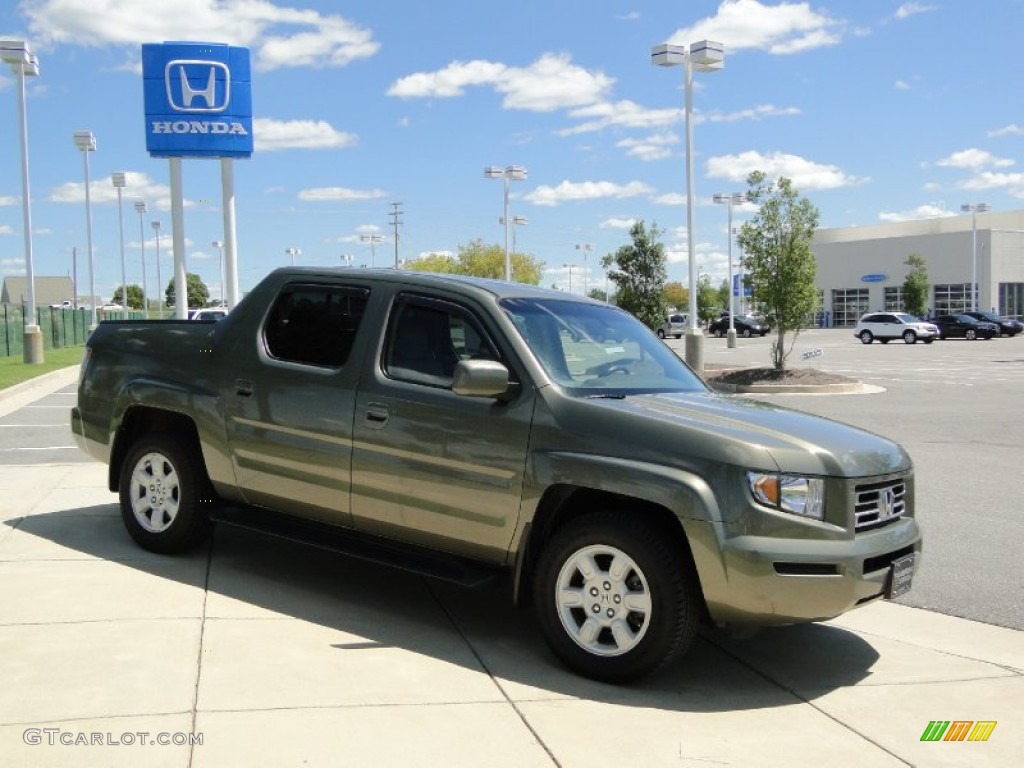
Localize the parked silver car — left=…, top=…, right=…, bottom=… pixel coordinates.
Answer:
left=854, top=312, right=939, bottom=344
left=657, top=313, right=687, bottom=339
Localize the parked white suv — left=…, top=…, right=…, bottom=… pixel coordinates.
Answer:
left=854, top=312, right=939, bottom=345
left=657, top=313, right=688, bottom=339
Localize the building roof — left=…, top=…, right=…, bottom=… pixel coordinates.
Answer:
left=1, top=276, right=75, bottom=307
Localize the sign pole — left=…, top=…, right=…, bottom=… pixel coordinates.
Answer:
left=221, top=157, right=240, bottom=308
left=169, top=157, right=188, bottom=319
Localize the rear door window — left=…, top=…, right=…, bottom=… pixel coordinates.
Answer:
left=263, top=284, right=369, bottom=367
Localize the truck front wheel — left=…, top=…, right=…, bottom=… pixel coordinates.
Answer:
left=118, top=433, right=213, bottom=554
left=533, top=512, right=699, bottom=683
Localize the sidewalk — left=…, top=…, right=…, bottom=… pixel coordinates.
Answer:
left=0, top=374, right=1021, bottom=767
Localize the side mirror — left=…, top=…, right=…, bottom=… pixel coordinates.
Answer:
left=452, top=359, right=510, bottom=398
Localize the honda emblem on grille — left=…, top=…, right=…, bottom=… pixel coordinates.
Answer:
left=879, top=488, right=896, bottom=520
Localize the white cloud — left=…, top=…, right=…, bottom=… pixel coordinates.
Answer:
left=0, top=196, right=19, bottom=206
left=254, top=118, right=357, bottom=151
left=388, top=53, right=613, bottom=112
left=670, top=0, right=843, bottom=56
left=599, top=217, right=637, bottom=230
left=559, top=101, right=798, bottom=137
left=959, top=171, right=1024, bottom=191
left=653, top=193, right=687, bottom=206
left=0, top=225, right=14, bottom=235
left=988, top=124, right=1024, bottom=138
left=48, top=171, right=179, bottom=209
left=700, top=104, right=802, bottom=124
left=894, top=80, right=911, bottom=90
left=617, top=133, right=678, bottom=162
left=524, top=180, right=655, bottom=207
left=24, top=0, right=379, bottom=71
left=706, top=150, right=867, bottom=190
left=297, top=187, right=387, bottom=202
left=935, top=149, right=1015, bottom=170
left=879, top=204, right=956, bottom=223
left=895, top=3, right=938, bottom=20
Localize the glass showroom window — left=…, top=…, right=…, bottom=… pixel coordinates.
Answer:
left=884, top=286, right=904, bottom=312
left=999, top=283, right=1023, bottom=318
left=933, top=283, right=971, bottom=315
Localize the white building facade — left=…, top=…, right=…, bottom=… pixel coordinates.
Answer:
left=812, top=209, right=1024, bottom=327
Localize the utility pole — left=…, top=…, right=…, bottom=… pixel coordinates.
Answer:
left=389, top=201, right=403, bottom=268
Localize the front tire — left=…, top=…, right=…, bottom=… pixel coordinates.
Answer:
left=859, top=331, right=873, bottom=344
left=903, top=330, right=917, bottom=344
left=118, top=433, right=214, bottom=554
left=966, top=329, right=977, bottom=340
left=533, top=512, right=699, bottom=683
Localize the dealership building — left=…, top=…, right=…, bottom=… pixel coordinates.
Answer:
left=811, top=209, right=1024, bottom=326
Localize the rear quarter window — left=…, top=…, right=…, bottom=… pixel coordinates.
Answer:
left=263, top=284, right=369, bottom=367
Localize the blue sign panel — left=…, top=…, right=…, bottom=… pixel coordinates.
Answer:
left=142, top=42, right=253, bottom=158
left=861, top=273, right=887, bottom=283
left=732, top=273, right=753, bottom=297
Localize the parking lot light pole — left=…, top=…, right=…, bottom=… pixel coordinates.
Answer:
left=652, top=40, right=724, bottom=373
left=713, top=193, right=746, bottom=348
left=73, top=130, right=98, bottom=330
left=2, top=41, right=43, bottom=362
left=576, top=243, right=593, bottom=296
left=359, top=234, right=384, bottom=267
left=960, top=202, right=990, bottom=311
left=111, top=173, right=127, bottom=315
left=134, top=202, right=148, bottom=317
left=485, top=165, right=527, bottom=282
left=151, top=221, right=163, bottom=317
left=285, top=247, right=301, bottom=266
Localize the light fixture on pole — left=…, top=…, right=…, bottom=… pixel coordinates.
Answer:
left=285, top=247, right=301, bottom=266
left=713, top=192, right=746, bottom=348
left=73, top=130, right=98, bottom=330
left=960, top=202, right=990, bottom=311
left=652, top=39, right=724, bottom=373
left=0, top=39, right=42, bottom=362
left=485, top=165, right=527, bottom=281
left=340, top=253, right=354, bottom=268
left=111, top=172, right=128, bottom=314
left=151, top=220, right=163, bottom=317
left=211, top=240, right=225, bottom=306
left=499, top=215, right=528, bottom=254
left=360, top=234, right=384, bottom=267
left=134, top=202, right=148, bottom=317
left=575, top=243, right=593, bottom=296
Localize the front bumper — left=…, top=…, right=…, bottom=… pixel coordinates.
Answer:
left=686, top=516, right=922, bottom=627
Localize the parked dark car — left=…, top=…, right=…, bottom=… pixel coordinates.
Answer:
left=709, top=314, right=769, bottom=338
left=931, top=314, right=999, bottom=340
left=963, top=311, right=1023, bottom=337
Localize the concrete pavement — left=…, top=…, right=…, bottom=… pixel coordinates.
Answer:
left=0, top=370, right=1021, bottom=767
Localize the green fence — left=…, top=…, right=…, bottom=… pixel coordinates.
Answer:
left=0, top=304, right=143, bottom=357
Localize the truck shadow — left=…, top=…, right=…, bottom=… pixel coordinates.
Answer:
left=4, top=506, right=882, bottom=713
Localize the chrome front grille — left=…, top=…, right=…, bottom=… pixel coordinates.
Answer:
left=854, top=479, right=907, bottom=530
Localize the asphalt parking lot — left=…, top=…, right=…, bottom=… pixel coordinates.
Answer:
left=0, top=347, right=1021, bottom=767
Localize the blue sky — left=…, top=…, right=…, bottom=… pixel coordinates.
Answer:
left=1, top=0, right=1023, bottom=302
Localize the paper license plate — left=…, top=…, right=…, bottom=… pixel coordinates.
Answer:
left=887, top=553, right=915, bottom=599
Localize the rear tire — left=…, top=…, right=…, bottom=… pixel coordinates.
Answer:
left=533, top=512, right=699, bottom=683
left=657, top=329, right=666, bottom=339
left=118, top=433, right=214, bottom=554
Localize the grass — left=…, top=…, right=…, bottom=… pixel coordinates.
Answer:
left=0, top=346, right=85, bottom=391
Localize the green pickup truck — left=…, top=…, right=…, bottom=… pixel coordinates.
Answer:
left=72, top=268, right=921, bottom=682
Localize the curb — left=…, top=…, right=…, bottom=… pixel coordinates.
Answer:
left=709, top=380, right=876, bottom=395
left=0, top=365, right=80, bottom=404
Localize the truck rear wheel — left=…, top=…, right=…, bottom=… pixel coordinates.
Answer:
left=118, top=433, right=213, bottom=554
left=533, top=512, right=699, bottom=683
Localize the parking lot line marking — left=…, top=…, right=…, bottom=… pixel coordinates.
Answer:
left=0, top=424, right=69, bottom=428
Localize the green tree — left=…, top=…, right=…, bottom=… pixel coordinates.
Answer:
left=110, top=284, right=145, bottom=310
left=736, top=172, right=821, bottom=371
left=587, top=288, right=611, bottom=302
left=405, top=239, right=545, bottom=284
left=601, top=220, right=667, bottom=329
left=165, top=272, right=210, bottom=309
left=902, top=253, right=930, bottom=317
left=662, top=280, right=688, bottom=312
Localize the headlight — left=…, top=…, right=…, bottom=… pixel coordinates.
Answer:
left=746, top=472, right=825, bottom=519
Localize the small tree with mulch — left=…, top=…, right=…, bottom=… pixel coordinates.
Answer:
left=736, top=172, right=820, bottom=371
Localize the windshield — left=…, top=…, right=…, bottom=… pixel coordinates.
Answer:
left=894, top=313, right=920, bottom=323
left=500, top=298, right=706, bottom=395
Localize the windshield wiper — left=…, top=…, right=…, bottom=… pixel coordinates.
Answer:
left=585, top=393, right=627, bottom=399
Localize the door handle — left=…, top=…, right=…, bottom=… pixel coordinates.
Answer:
left=235, top=379, right=254, bottom=397
left=365, top=403, right=389, bottom=428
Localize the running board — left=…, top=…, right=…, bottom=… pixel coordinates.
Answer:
left=210, top=504, right=505, bottom=588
